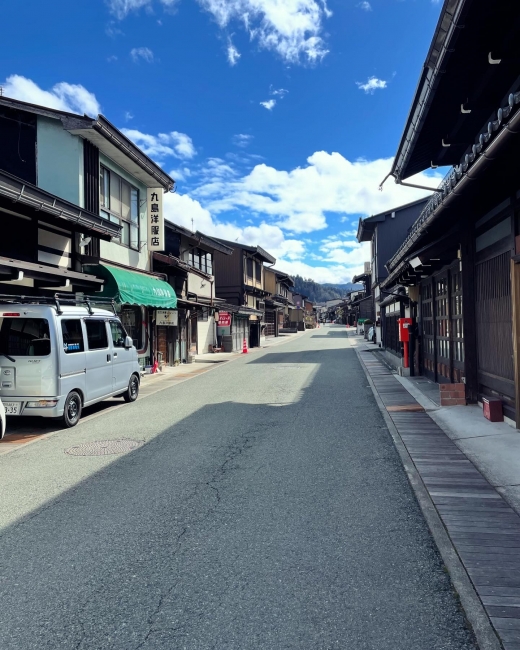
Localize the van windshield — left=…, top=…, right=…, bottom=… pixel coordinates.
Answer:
left=0, top=318, right=51, bottom=357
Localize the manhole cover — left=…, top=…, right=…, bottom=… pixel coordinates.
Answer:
left=65, top=439, right=144, bottom=456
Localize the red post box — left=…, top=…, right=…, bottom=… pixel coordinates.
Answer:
left=398, top=317, right=413, bottom=342
left=398, top=317, right=413, bottom=368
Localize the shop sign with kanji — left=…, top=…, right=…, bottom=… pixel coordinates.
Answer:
left=147, top=188, right=164, bottom=251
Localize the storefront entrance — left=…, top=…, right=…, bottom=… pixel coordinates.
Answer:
left=250, top=321, right=260, bottom=348
left=419, top=262, right=464, bottom=384
left=264, top=309, right=276, bottom=336
left=475, top=250, right=514, bottom=412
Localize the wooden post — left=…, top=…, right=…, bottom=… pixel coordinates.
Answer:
left=432, top=277, right=438, bottom=383
left=511, top=260, right=520, bottom=428
left=460, top=224, right=478, bottom=403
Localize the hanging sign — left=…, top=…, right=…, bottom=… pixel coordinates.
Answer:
left=156, top=310, right=178, bottom=326
left=218, top=311, right=231, bottom=327
left=147, top=188, right=164, bottom=251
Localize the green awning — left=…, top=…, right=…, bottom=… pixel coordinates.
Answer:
left=85, top=263, right=177, bottom=309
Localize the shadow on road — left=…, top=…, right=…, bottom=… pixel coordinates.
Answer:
left=2, top=399, right=127, bottom=438
left=0, top=333, right=477, bottom=650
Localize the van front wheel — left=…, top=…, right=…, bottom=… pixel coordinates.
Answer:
left=123, top=375, right=139, bottom=403
left=63, top=391, right=82, bottom=428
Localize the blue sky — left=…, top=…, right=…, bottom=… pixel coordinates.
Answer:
left=1, top=0, right=445, bottom=282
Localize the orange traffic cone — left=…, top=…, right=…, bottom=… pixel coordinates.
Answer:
left=242, top=338, right=248, bottom=354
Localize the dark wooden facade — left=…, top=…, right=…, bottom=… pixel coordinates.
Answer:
left=213, top=241, right=275, bottom=348
left=0, top=171, right=118, bottom=295
left=381, top=0, right=520, bottom=422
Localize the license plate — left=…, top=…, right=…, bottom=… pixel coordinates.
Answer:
left=3, top=402, right=20, bottom=415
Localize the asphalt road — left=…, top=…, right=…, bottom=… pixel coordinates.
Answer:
left=0, top=326, right=476, bottom=649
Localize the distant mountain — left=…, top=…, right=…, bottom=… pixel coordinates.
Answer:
left=322, top=282, right=363, bottom=291
left=292, top=276, right=363, bottom=303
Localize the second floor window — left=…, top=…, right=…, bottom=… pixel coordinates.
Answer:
left=246, top=257, right=253, bottom=279
left=255, top=261, right=261, bottom=282
left=189, top=248, right=213, bottom=275
left=100, top=166, right=139, bottom=250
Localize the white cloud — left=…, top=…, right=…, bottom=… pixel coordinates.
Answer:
left=107, top=0, right=177, bottom=19
left=260, top=99, right=276, bottom=110
left=163, top=153, right=441, bottom=281
left=357, top=1, right=372, bottom=11
left=193, top=152, right=441, bottom=235
left=124, top=111, right=134, bottom=121
left=198, top=0, right=331, bottom=63
left=130, top=47, right=154, bottom=63
left=163, top=192, right=368, bottom=281
left=122, top=129, right=196, bottom=159
left=227, top=37, right=241, bottom=65
left=105, top=21, right=124, bottom=37
left=270, top=260, right=363, bottom=284
left=107, top=55, right=118, bottom=62
left=109, top=0, right=331, bottom=64
left=168, top=166, right=192, bottom=182
left=260, top=86, right=289, bottom=111
left=356, top=76, right=387, bottom=94
left=232, top=134, right=254, bottom=147
left=163, top=192, right=305, bottom=261
left=2, top=75, right=101, bottom=116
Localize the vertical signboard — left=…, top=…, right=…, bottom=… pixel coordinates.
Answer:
left=147, top=188, right=164, bottom=251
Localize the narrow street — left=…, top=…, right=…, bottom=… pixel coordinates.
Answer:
left=0, top=326, right=476, bottom=650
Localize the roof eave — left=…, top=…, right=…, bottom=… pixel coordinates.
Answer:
left=391, top=0, right=467, bottom=180
left=0, top=170, right=121, bottom=239
left=0, top=96, right=175, bottom=191
left=83, top=117, right=174, bottom=191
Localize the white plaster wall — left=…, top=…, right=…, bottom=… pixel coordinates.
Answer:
left=98, top=153, right=151, bottom=271
left=37, top=117, right=83, bottom=206
left=99, top=240, right=148, bottom=270
left=188, top=272, right=213, bottom=298
left=197, top=316, right=215, bottom=354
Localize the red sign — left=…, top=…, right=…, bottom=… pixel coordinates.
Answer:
left=218, top=312, right=231, bottom=327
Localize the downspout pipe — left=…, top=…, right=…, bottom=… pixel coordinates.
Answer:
left=395, top=178, right=440, bottom=192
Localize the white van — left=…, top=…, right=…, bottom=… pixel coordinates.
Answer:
left=0, top=296, right=141, bottom=427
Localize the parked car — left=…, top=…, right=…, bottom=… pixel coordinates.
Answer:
left=0, top=298, right=141, bottom=428
left=0, top=397, right=5, bottom=440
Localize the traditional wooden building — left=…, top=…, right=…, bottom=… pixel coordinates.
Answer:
left=356, top=198, right=429, bottom=345
left=152, top=222, right=232, bottom=363
left=263, top=269, right=295, bottom=336
left=213, top=241, right=275, bottom=349
left=0, top=95, right=176, bottom=369
left=380, top=0, right=520, bottom=424
left=0, top=170, right=119, bottom=295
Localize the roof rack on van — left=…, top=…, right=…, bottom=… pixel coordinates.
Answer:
left=0, top=293, right=117, bottom=316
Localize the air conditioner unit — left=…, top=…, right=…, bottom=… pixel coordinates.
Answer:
left=364, top=262, right=371, bottom=274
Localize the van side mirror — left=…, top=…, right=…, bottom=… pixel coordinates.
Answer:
left=124, top=336, right=133, bottom=349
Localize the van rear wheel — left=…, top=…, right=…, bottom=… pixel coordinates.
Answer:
left=63, top=391, right=82, bottom=428
left=123, top=375, right=139, bottom=403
